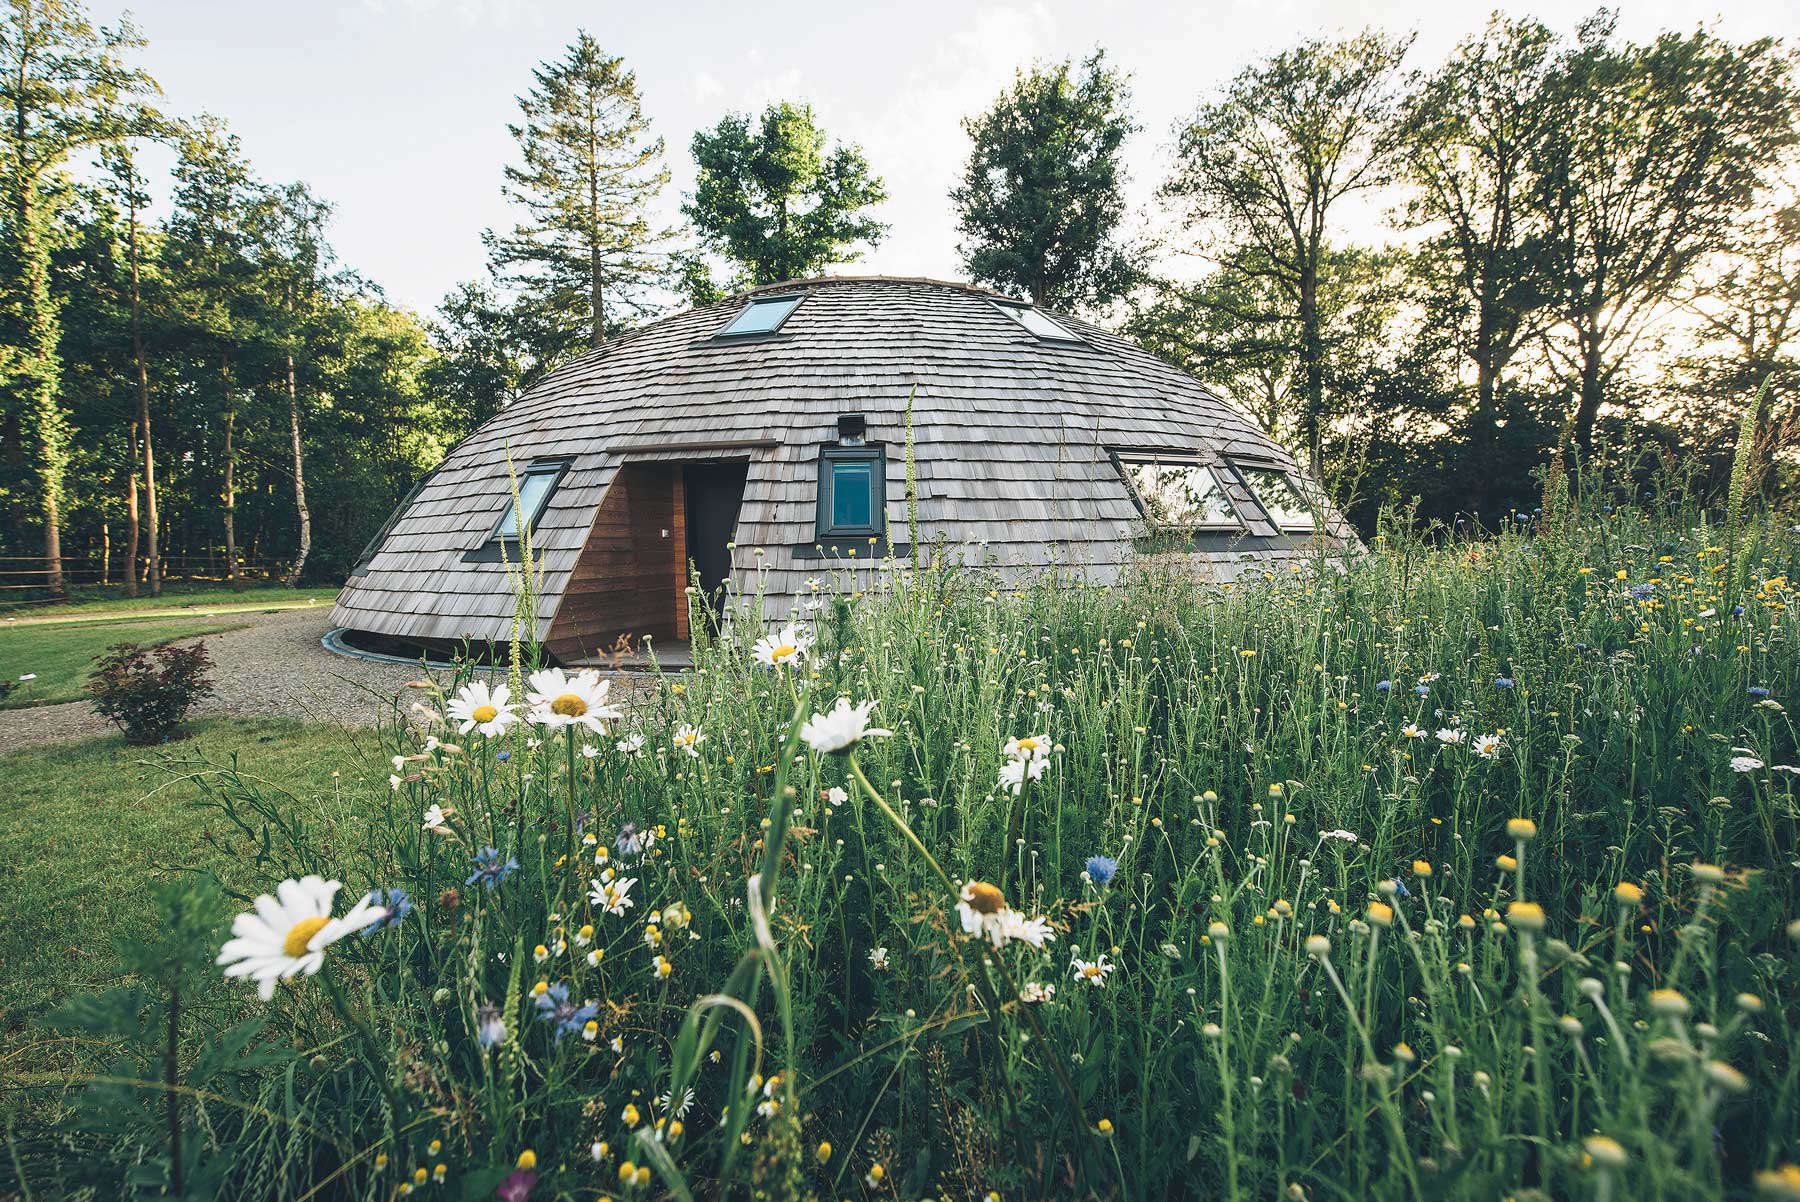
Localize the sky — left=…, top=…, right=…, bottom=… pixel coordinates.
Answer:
left=101, top=0, right=1800, bottom=318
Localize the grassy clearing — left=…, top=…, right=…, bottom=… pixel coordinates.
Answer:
left=0, top=720, right=382, bottom=1049
left=11, top=503, right=1800, bottom=1201
left=0, top=616, right=253, bottom=707
left=0, top=581, right=339, bottom=621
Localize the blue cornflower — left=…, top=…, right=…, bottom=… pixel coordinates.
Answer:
left=1415, top=684, right=1430, bottom=697
left=476, top=1003, right=507, bottom=1049
left=467, top=846, right=520, bottom=889
left=496, top=749, right=512, bottom=762
left=1748, top=686, right=1772, bottom=699
left=1630, top=582, right=1655, bottom=601
left=534, top=983, right=599, bottom=1040
left=1732, top=605, right=1745, bottom=616
left=1375, top=680, right=1392, bottom=693
left=616, top=823, right=644, bottom=857
left=1085, top=855, right=1118, bottom=885
left=1494, top=676, right=1515, bottom=690
left=361, top=887, right=413, bottom=934
left=1388, top=878, right=1411, bottom=898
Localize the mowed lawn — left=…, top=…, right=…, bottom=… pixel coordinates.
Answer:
left=0, top=720, right=375, bottom=1070
left=0, top=581, right=339, bottom=619
left=0, top=615, right=251, bottom=707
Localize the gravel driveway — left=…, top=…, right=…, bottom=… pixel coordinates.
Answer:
left=0, top=609, right=617, bottom=755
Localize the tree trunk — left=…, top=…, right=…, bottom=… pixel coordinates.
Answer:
left=588, top=153, right=606, bottom=348
left=100, top=519, right=109, bottom=585
left=222, top=360, right=242, bottom=593
left=126, top=167, right=161, bottom=596
left=124, top=433, right=139, bottom=599
left=1298, top=260, right=1325, bottom=480
left=1572, top=314, right=1605, bottom=457
left=285, top=349, right=311, bottom=586
left=14, top=174, right=68, bottom=599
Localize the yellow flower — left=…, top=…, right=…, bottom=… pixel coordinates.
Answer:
left=1496, top=854, right=1518, bottom=871
left=622, top=1103, right=641, bottom=1126
left=1506, top=902, right=1545, bottom=932
left=1614, top=882, right=1643, bottom=905
left=1506, top=818, right=1538, bottom=841
left=1753, top=1163, right=1800, bottom=1199
left=1367, top=902, right=1394, bottom=928
left=1096, top=1118, right=1115, bottom=1136
left=1584, top=1136, right=1627, bottom=1168
left=1649, top=988, right=1690, bottom=1017
left=516, top=1149, right=536, bottom=1171
left=1412, top=860, right=1432, bottom=878
left=815, top=1141, right=832, bottom=1163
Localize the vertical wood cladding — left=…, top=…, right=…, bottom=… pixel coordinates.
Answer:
left=545, top=464, right=686, bottom=662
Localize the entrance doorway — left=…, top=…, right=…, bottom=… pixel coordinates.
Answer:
left=682, top=461, right=748, bottom=628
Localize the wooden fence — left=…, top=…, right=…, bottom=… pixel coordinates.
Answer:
left=0, top=553, right=288, bottom=604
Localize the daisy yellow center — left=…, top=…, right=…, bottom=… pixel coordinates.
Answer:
left=1081, top=964, right=1103, bottom=978
left=471, top=704, right=499, bottom=723
left=551, top=693, right=588, bottom=718
left=771, top=644, right=797, bottom=661
left=964, top=881, right=1005, bottom=915
left=283, top=916, right=331, bottom=958
left=1016, top=738, right=1040, bottom=753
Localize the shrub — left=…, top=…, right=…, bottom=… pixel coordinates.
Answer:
left=85, top=640, right=215, bottom=744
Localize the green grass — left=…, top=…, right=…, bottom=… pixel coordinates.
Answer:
left=0, top=580, right=340, bottom=620
left=0, top=616, right=252, bottom=707
left=0, top=720, right=376, bottom=1053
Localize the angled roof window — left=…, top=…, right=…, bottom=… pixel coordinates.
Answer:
left=1114, top=454, right=1239, bottom=530
left=993, top=300, right=1083, bottom=342
left=716, top=293, right=804, bottom=338
left=1236, top=465, right=1318, bottom=532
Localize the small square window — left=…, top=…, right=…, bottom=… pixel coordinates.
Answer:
left=1237, top=466, right=1317, bottom=531
left=993, top=300, right=1082, bottom=342
left=717, top=294, right=804, bottom=337
left=817, top=446, right=884, bottom=538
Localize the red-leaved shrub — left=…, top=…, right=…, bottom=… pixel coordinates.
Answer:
left=86, top=641, right=216, bottom=744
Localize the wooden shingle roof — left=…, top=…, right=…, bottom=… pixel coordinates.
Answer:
left=331, top=277, right=1348, bottom=645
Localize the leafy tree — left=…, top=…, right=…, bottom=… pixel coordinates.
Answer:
left=1400, top=15, right=1562, bottom=446
left=1544, top=16, right=1797, bottom=454
left=485, top=32, right=671, bottom=355
left=0, top=0, right=155, bottom=596
left=1163, top=30, right=1412, bottom=476
left=162, top=116, right=269, bottom=592
left=686, top=101, right=887, bottom=286
left=951, top=49, right=1141, bottom=310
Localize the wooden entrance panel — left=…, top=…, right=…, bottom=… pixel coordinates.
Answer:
left=546, top=464, right=688, bottom=662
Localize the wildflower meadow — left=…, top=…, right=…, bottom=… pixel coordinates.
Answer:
left=19, top=486, right=1800, bottom=1202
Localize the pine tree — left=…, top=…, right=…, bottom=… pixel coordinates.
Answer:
left=686, top=101, right=887, bottom=287
left=951, top=50, right=1140, bottom=310
left=484, top=32, right=671, bottom=357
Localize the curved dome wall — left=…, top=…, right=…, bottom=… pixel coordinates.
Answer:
left=330, top=277, right=1351, bottom=661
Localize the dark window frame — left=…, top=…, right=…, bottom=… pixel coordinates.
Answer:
left=715, top=293, right=805, bottom=339
left=351, top=470, right=435, bottom=576
left=990, top=299, right=1083, bottom=343
left=815, top=444, right=886, bottom=540
left=1228, top=460, right=1319, bottom=532
left=463, top=458, right=574, bottom=563
left=1110, top=450, right=1244, bottom=533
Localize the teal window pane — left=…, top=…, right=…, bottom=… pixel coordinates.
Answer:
left=718, top=295, right=802, bottom=337
left=495, top=470, right=558, bottom=538
left=831, top=460, right=874, bottom=528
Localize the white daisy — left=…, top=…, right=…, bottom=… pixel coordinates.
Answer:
left=1472, top=733, right=1503, bottom=759
left=1435, top=728, right=1468, bottom=746
left=827, top=786, right=849, bottom=806
left=1004, top=734, right=1050, bottom=764
left=422, top=803, right=452, bottom=833
left=997, top=754, right=1048, bottom=796
left=751, top=622, right=812, bottom=669
left=526, top=668, right=622, bottom=734
left=799, top=698, right=890, bottom=754
left=1020, top=981, right=1056, bottom=1003
left=955, top=881, right=1055, bottom=948
left=444, top=680, right=518, bottom=736
left=1400, top=723, right=1426, bottom=740
left=868, top=946, right=890, bottom=971
left=589, top=874, right=638, bottom=917
left=1071, top=953, right=1116, bottom=987
left=216, top=876, right=387, bottom=1000
left=616, top=732, right=645, bottom=757
left=673, top=725, right=705, bottom=757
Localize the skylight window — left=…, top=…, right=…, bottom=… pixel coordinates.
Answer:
left=490, top=460, right=570, bottom=542
left=1237, top=466, right=1317, bottom=532
left=717, top=294, right=803, bottom=338
left=993, top=300, right=1082, bottom=342
left=1115, top=455, right=1238, bottom=529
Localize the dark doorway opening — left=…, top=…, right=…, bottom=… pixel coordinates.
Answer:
left=682, top=461, right=748, bottom=628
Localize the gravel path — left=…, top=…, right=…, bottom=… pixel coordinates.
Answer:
left=0, top=610, right=646, bottom=755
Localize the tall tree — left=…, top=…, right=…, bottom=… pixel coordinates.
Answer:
left=686, top=101, right=887, bottom=286
left=485, top=32, right=671, bottom=355
left=1163, top=30, right=1411, bottom=476
left=1401, top=15, right=1563, bottom=449
left=0, top=0, right=154, bottom=596
left=951, top=49, right=1141, bottom=310
left=101, top=139, right=161, bottom=593
left=259, top=180, right=336, bottom=586
left=163, top=116, right=265, bottom=592
left=1545, top=16, right=1797, bottom=454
